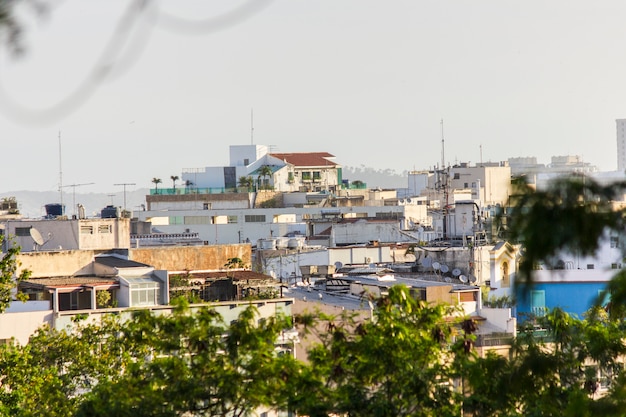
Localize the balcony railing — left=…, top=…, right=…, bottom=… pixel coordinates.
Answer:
left=150, top=187, right=241, bottom=195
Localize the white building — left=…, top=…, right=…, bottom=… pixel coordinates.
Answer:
left=179, top=145, right=343, bottom=193
left=1, top=217, right=130, bottom=253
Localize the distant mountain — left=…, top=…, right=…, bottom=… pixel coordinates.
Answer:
left=0, top=189, right=151, bottom=219
left=342, top=166, right=408, bottom=189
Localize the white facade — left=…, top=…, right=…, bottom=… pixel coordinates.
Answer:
left=136, top=204, right=417, bottom=245
left=2, top=218, right=130, bottom=252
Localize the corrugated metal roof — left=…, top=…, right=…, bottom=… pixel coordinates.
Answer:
left=22, top=276, right=118, bottom=289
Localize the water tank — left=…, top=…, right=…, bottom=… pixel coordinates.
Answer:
left=101, top=205, right=120, bottom=219
left=45, top=203, right=65, bottom=218
left=288, top=237, right=304, bottom=249
left=258, top=238, right=277, bottom=250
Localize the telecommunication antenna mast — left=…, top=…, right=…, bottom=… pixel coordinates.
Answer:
left=61, top=182, right=95, bottom=217
left=440, top=119, right=449, bottom=240
left=58, top=132, right=63, bottom=210
left=251, top=108, right=254, bottom=145
left=114, top=182, right=136, bottom=212
left=440, top=119, right=445, bottom=169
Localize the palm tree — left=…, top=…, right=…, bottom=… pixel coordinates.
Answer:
left=171, top=175, right=179, bottom=191
left=185, top=180, right=194, bottom=192
left=238, top=176, right=253, bottom=191
left=258, top=165, right=273, bottom=190
left=152, top=177, right=162, bottom=194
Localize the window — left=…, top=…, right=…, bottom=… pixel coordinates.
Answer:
left=501, top=261, right=510, bottom=288
left=459, top=291, right=477, bottom=302
left=169, top=216, right=184, bottom=225
left=184, top=216, right=210, bottom=225
left=313, top=171, right=321, bottom=181
left=611, top=236, right=620, bottom=248
left=227, top=215, right=238, bottom=224
left=453, top=173, right=460, bottom=179
left=245, top=215, right=266, bottom=223
left=587, top=264, right=595, bottom=270
left=598, top=289, right=611, bottom=307
left=130, top=279, right=161, bottom=306
left=98, top=224, right=112, bottom=234
left=203, top=203, right=211, bottom=210
left=301, top=171, right=311, bottom=181
left=15, top=227, right=30, bottom=237
left=530, top=290, right=546, bottom=316
left=80, top=225, right=94, bottom=234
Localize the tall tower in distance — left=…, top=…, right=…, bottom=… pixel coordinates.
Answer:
left=617, top=119, right=626, bottom=172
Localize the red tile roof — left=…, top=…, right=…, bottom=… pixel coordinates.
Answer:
left=270, top=152, right=338, bottom=168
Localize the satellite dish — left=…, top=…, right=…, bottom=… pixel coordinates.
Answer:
left=459, top=275, right=468, bottom=283
left=334, top=261, right=343, bottom=270
left=422, top=257, right=432, bottom=268
left=368, top=263, right=376, bottom=269
left=469, top=275, right=477, bottom=284
left=444, top=277, right=452, bottom=283
left=432, top=261, right=440, bottom=271
left=417, top=226, right=425, bottom=233
left=452, top=268, right=462, bottom=277
left=406, top=198, right=412, bottom=203
left=440, top=264, right=449, bottom=273
left=30, top=228, right=44, bottom=246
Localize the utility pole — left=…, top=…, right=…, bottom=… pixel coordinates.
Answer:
left=61, top=183, right=95, bottom=217
left=114, top=183, right=136, bottom=212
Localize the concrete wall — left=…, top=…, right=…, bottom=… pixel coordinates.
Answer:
left=129, top=244, right=252, bottom=272
left=147, top=193, right=251, bottom=211
left=0, top=306, right=53, bottom=345
left=17, top=250, right=97, bottom=278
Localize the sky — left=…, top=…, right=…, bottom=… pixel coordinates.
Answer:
left=0, top=0, right=625, bottom=194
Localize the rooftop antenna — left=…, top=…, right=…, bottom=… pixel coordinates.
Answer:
left=62, top=183, right=95, bottom=217
left=480, top=144, right=483, bottom=165
left=251, top=108, right=254, bottom=145
left=114, top=182, right=136, bottom=212
left=440, top=119, right=445, bottom=169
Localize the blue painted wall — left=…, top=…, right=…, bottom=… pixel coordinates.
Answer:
left=516, top=282, right=609, bottom=319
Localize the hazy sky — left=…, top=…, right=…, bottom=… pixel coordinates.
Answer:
left=0, top=0, right=624, bottom=194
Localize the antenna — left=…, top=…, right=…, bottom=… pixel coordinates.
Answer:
left=440, top=119, right=445, bottom=169
left=114, top=182, right=136, bottom=212
left=30, top=228, right=44, bottom=247
left=30, top=227, right=52, bottom=251
left=251, top=108, right=254, bottom=145
left=480, top=144, right=483, bottom=165
left=61, top=183, right=95, bottom=217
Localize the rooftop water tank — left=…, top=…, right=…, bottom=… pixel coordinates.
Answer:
left=44, top=203, right=65, bottom=218
left=101, top=205, right=120, bottom=219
